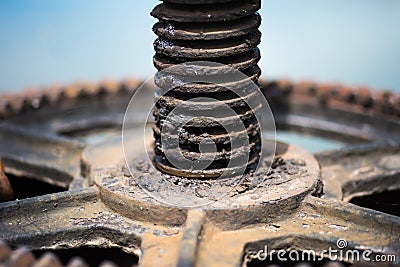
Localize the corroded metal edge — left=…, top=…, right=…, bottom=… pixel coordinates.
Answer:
left=1, top=79, right=398, bottom=121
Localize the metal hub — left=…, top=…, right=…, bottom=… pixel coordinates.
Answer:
left=95, top=141, right=321, bottom=227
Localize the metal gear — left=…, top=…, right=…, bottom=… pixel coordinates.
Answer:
left=0, top=78, right=399, bottom=266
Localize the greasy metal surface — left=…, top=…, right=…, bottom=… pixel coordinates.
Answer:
left=151, top=0, right=263, bottom=178
left=153, top=48, right=261, bottom=72
left=153, top=31, right=261, bottom=58
left=151, top=1, right=261, bottom=23
left=163, top=0, right=238, bottom=4
left=0, top=77, right=399, bottom=266
left=153, top=14, right=261, bottom=41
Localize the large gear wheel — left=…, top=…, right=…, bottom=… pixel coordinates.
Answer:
left=0, top=78, right=399, bottom=266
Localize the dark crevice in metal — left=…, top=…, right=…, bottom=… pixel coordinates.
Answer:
left=349, top=189, right=400, bottom=217
left=5, top=173, right=66, bottom=201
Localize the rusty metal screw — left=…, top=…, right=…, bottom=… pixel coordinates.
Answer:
left=151, top=0, right=262, bottom=178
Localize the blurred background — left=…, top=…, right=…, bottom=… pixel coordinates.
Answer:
left=0, top=0, right=399, bottom=93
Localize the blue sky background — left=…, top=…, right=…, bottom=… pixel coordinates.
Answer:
left=0, top=0, right=399, bottom=92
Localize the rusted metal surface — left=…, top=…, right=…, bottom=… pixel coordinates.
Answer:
left=0, top=76, right=399, bottom=266
left=0, top=159, right=13, bottom=202
left=95, top=141, right=321, bottom=230
left=151, top=1, right=261, bottom=23
left=0, top=0, right=399, bottom=265
left=0, top=79, right=141, bottom=120
left=151, top=0, right=263, bottom=179
left=0, top=240, right=126, bottom=267
left=0, top=79, right=398, bottom=123
left=262, top=79, right=400, bottom=120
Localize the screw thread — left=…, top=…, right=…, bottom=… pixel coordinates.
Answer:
left=151, top=0, right=262, bottom=178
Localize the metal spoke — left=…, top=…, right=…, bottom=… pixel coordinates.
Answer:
left=0, top=187, right=145, bottom=256
left=139, top=210, right=207, bottom=267
left=239, top=196, right=399, bottom=265
left=0, top=124, right=84, bottom=188
left=316, top=141, right=400, bottom=201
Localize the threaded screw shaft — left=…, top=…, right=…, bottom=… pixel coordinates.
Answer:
left=151, top=0, right=262, bottom=178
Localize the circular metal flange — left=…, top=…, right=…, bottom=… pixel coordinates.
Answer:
left=94, top=141, right=322, bottom=229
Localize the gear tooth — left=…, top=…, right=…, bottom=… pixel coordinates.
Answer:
left=41, top=85, right=60, bottom=104
left=0, top=241, right=124, bottom=267
left=33, top=252, right=63, bottom=267
left=78, top=82, right=101, bottom=98
left=98, top=260, right=118, bottom=267
left=275, top=80, right=293, bottom=94
left=9, top=247, right=36, bottom=267
left=119, top=78, right=142, bottom=95
left=99, top=80, right=120, bottom=95
left=0, top=240, right=12, bottom=262
left=66, top=257, right=89, bottom=267
left=61, top=84, right=81, bottom=100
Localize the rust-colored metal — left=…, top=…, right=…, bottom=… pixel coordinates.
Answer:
left=0, top=78, right=142, bottom=120
left=0, top=240, right=126, bottom=267
left=0, top=159, right=13, bottom=202
left=151, top=0, right=263, bottom=178
left=0, top=79, right=399, bottom=266
left=1, top=78, right=399, bottom=122
left=2, top=241, right=390, bottom=267
left=0, top=1, right=399, bottom=265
